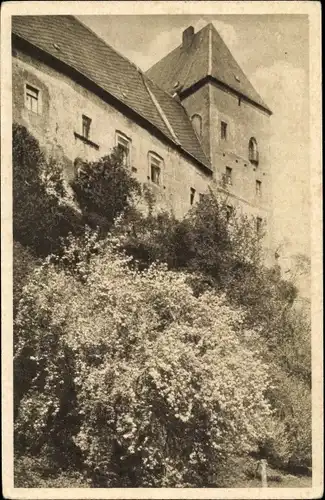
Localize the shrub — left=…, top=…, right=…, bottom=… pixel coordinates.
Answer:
left=14, top=234, right=272, bottom=487
left=70, top=149, right=141, bottom=233
left=13, top=123, right=82, bottom=256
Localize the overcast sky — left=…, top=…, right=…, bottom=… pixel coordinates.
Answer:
left=78, top=14, right=310, bottom=267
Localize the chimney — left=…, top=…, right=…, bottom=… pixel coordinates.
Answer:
left=182, top=26, right=194, bottom=49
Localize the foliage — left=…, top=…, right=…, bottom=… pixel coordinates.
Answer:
left=13, top=241, right=39, bottom=316
left=14, top=234, right=273, bottom=487
left=70, top=149, right=141, bottom=233
left=13, top=123, right=82, bottom=257
left=115, top=191, right=298, bottom=339
left=15, top=454, right=89, bottom=488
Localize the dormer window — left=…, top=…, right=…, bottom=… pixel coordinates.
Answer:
left=191, top=114, right=202, bottom=138
left=249, top=137, right=259, bottom=165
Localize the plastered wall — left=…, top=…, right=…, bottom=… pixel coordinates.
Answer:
left=12, top=49, right=211, bottom=219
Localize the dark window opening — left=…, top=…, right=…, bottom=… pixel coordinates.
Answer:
left=256, top=217, right=263, bottom=234
left=225, top=166, right=232, bottom=185
left=226, top=205, right=233, bottom=222
left=256, top=180, right=262, bottom=196
left=82, top=115, right=91, bottom=139
left=190, top=187, right=196, bottom=205
left=249, top=137, right=259, bottom=165
left=221, top=121, right=228, bottom=140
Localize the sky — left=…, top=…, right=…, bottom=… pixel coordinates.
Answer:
left=78, top=14, right=310, bottom=270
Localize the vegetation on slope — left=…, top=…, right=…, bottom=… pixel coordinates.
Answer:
left=13, top=124, right=311, bottom=487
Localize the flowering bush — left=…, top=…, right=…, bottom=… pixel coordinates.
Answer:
left=15, top=235, right=272, bottom=486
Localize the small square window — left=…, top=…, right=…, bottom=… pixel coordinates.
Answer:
left=190, top=187, right=196, bottom=205
left=25, top=84, right=39, bottom=113
left=256, top=180, right=262, bottom=196
left=116, top=132, right=131, bottom=167
left=221, top=121, right=228, bottom=140
left=225, top=166, right=232, bottom=185
left=82, top=115, right=91, bottom=139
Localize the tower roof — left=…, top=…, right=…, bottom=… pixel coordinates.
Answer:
left=146, top=23, right=271, bottom=114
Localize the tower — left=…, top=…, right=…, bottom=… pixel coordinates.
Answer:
left=147, top=23, right=273, bottom=257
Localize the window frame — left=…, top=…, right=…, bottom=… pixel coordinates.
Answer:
left=221, top=120, right=228, bottom=140
left=24, top=83, right=41, bottom=114
left=249, top=137, right=259, bottom=165
left=225, top=166, right=233, bottom=186
left=82, top=115, right=92, bottom=140
left=116, top=131, right=132, bottom=167
left=148, top=151, right=163, bottom=186
left=256, top=216, right=263, bottom=235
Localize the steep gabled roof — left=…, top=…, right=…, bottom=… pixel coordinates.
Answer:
left=146, top=23, right=271, bottom=114
left=12, top=15, right=211, bottom=170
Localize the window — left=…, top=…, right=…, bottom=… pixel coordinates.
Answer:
left=190, top=187, right=196, bottom=205
left=82, top=115, right=91, bottom=139
left=225, top=166, right=232, bottom=185
left=199, top=193, right=206, bottom=202
left=256, top=180, right=262, bottom=196
left=191, top=114, right=202, bottom=138
left=116, top=131, right=131, bottom=167
left=221, top=121, right=228, bottom=140
left=149, top=152, right=163, bottom=185
left=25, top=84, right=39, bottom=113
left=226, top=205, right=233, bottom=222
left=249, top=137, right=259, bottom=165
left=256, top=217, right=263, bottom=235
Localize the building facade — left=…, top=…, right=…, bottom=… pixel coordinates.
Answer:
left=12, top=16, right=273, bottom=251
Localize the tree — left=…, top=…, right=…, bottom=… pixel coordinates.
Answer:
left=70, top=149, right=141, bottom=233
left=13, top=124, right=82, bottom=256
left=14, top=233, right=273, bottom=487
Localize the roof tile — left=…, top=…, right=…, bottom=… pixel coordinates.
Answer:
left=12, top=15, right=211, bottom=168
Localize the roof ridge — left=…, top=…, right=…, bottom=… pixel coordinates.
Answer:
left=140, top=72, right=180, bottom=145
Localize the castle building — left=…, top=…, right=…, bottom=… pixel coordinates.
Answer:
left=12, top=15, right=273, bottom=251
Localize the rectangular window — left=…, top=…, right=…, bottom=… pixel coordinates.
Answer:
left=256, top=217, right=263, bottom=234
left=150, top=157, right=161, bottom=185
left=256, top=180, right=262, bottom=196
left=221, top=121, right=228, bottom=140
left=190, top=187, right=196, bottom=205
left=25, top=84, right=39, bottom=113
left=225, top=166, right=232, bottom=185
left=82, top=115, right=91, bottom=139
left=226, top=205, right=233, bottom=221
left=116, top=132, right=131, bottom=167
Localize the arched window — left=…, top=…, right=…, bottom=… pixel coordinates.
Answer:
left=191, top=114, right=202, bottom=138
left=249, top=137, right=259, bottom=165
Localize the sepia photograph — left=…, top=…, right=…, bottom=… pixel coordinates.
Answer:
left=1, top=1, right=322, bottom=498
